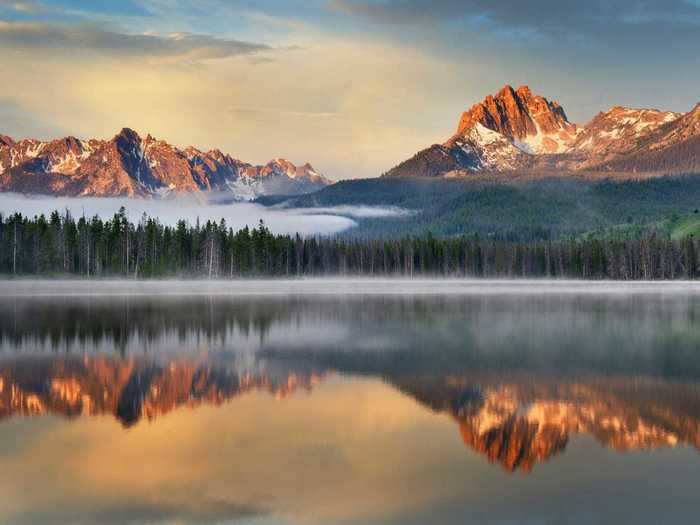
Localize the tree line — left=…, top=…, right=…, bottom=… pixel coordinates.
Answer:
left=0, top=207, right=698, bottom=280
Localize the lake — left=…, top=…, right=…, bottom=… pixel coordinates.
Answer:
left=0, top=280, right=699, bottom=525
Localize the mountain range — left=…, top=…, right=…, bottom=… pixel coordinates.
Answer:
left=385, top=85, right=700, bottom=178
left=0, top=128, right=331, bottom=199
left=3, top=85, right=700, bottom=201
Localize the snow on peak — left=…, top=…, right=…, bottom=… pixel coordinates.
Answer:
left=459, top=123, right=528, bottom=172
left=513, top=121, right=581, bottom=155
left=470, top=122, right=508, bottom=146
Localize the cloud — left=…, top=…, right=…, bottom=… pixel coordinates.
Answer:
left=0, top=20, right=271, bottom=62
left=0, top=194, right=414, bottom=237
left=329, top=0, right=466, bottom=24
left=0, top=193, right=363, bottom=236
left=0, top=0, right=156, bottom=19
left=0, top=0, right=44, bottom=14
left=330, top=0, right=700, bottom=31
left=229, top=105, right=340, bottom=122
left=292, top=205, right=412, bottom=219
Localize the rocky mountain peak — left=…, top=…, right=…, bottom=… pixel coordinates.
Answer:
left=386, top=85, right=700, bottom=178
left=0, top=134, right=14, bottom=148
left=115, top=127, right=141, bottom=143
left=452, top=84, right=578, bottom=155
left=115, top=128, right=142, bottom=149
left=515, top=84, right=532, bottom=97
left=683, top=102, right=700, bottom=125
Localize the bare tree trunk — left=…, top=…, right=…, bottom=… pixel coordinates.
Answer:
left=13, top=221, right=17, bottom=275
left=208, top=237, right=214, bottom=279
left=125, top=228, right=129, bottom=275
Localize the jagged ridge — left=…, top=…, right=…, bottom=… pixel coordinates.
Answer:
left=0, top=128, right=332, bottom=199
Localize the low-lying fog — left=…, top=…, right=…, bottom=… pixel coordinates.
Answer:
left=3, top=279, right=700, bottom=297
left=0, top=193, right=408, bottom=236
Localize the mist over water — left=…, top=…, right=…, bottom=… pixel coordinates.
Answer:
left=5, top=279, right=700, bottom=297
left=0, top=281, right=699, bottom=525
left=3, top=281, right=700, bottom=378
left=0, top=193, right=408, bottom=235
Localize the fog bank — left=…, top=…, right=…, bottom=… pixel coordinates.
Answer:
left=0, top=193, right=406, bottom=236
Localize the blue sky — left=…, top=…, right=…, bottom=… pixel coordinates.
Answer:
left=1, top=0, right=699, bottom=179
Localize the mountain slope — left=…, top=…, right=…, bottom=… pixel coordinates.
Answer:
left=282, top=173, right=700, bottom=239
left=571, top=106, right=681, bottom=159
left=594, top=104, right=700, bottom=173
left=0, top=128, right=331, bottom=199
left=384, top=85, right=699, bottom=178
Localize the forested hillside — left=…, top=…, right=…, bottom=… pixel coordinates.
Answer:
left=277, top=174, right=700, bottom=239
left=1, top=209, right=698, bottom=280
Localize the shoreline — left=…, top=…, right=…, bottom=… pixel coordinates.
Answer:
left=2, top=278, right=700, bottom=297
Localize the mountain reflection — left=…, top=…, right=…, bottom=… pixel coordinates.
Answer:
left=395, top=374, right=700, bottom=471
left=2, top=292, right=700, bottom=473
left=3, top=290, right=700, bottom=524
left=1, top=353, right=698, bottom=472
left=0, top=355, right=324, bottom=426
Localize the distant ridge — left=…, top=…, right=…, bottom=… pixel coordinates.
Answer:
left=0, top=128, right=331, bottom=199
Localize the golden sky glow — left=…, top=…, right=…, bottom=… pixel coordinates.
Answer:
left=1, top=0, right=699, bottom=179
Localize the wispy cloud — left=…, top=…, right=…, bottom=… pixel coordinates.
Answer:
left=0, top=0, right=152, bottom=20
left=0, top=20, right=272, bottom=62
left=230, top=105, right=340, bottom=122
left=292, top=205, right=412, bottom=219
left=0, top=0, right=44, bottom=14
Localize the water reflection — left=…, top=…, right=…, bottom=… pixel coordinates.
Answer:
left=0, top=289, right=699, bottom=524
left=1, top=354, right=699, bottom=472
left=3, top=294, right=700, bottom=378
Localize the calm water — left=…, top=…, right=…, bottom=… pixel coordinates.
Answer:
left=1, top=280, right=699, bottom=525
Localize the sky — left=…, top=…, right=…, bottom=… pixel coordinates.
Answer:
left=1, top=1, right=699, bottom=180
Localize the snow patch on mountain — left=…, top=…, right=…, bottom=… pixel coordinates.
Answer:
left=457, top=123, right=528, bottom=172
left=225, top=176, right=265, bottom=201
left=513, top=121, right=581, bottom=155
